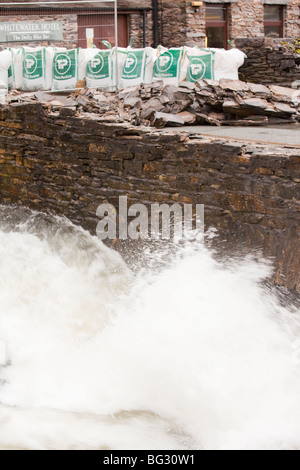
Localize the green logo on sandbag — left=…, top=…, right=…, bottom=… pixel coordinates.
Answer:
left=156, top=52, right=173, bottom=73
left=87, top=52, right=109, bottom=79
left=187, top=53, right=214, bottom=82
left=122, top=51, right=144, bottom=79
left=54, top=51, right=76, bottom=80
left=188, top=58, right=207, bottom=82
left=23, top=51, right=43, bottom=80
left=8, top=66, right=12, bottom=78
left=153, top=50, right=181, bottom=78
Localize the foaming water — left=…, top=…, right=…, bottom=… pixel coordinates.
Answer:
left=0, top=206, right=299, bottom=450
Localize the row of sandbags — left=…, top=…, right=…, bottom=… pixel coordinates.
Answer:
left=0, top=45, right=246, bottom=92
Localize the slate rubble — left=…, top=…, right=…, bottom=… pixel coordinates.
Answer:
left=5, top=78, right=300, bottom=129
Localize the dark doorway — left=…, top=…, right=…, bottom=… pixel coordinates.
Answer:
left=78, top=14, right=128, bottom=49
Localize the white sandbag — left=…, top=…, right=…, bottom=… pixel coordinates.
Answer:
left=181, top=47, right=215, bottom=83
left=10, top=48, right=22, bottom=90
left=45, top=47, right=66, bottom=90
left=83, top=45, right=140, bottom=89
left=212, top=48, right=246, bottom=81
left=0, top=340, right=7, bottom=366
left=78, top=48, right=97, bottom=81
left=83, top=48, right=115, bottom=90
left=22, top=46, right=46, bottom=91
left=119, top=47, right=155, bottom=89
left=8, top=48, right=15, bottom=89
left=144, top=48, right=157, bottom=84
left=115, top=47, right=127, bottom=86
left=52, top=48, right=79, bottom=91
left=0, top=84, right=6, bottom=103
left=85, top=46, right=128, bottom=90
left=8, top=65, right=13, bottom=90
left=153, top=47, right=184, bottom=86
left=0, top=49, right=12, bottom=90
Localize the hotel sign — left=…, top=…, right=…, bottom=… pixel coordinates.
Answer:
left=0, top=21, right=63, bottom=42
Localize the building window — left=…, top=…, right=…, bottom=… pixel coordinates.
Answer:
left=264, top=5, right=283, bottom=38
left=205, top=3, right=228, bottom=49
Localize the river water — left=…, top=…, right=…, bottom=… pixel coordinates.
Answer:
left=0, top=206, right=299, bottom=450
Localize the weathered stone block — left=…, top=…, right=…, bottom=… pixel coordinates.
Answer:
left=176, top=111, right=197, bottom=125
left=219, top=79, right=249, bottom=92
left=151, top=112, right=185, bottom=128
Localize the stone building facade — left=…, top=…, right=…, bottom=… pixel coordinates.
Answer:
left=0, top=0, right=299, bottom=50
left=159, top=0, right=300, bottom=48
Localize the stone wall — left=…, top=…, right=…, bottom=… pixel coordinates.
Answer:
left=0, top=102, right=299, bottom=291
left=159, top=0, right=188, bottom=47
left=236, top=37, right=300, bottom=86
left=184, top=0, right=206, bottom=46
left=286, top=0, right=300, bottom=37
left=231, top=0, right=264, bottom=39
left=129, top=11, right=153, bottom=48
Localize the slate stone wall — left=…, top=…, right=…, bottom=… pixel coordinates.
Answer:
left=236, top=37, right=300, bottom=87
left=0, top=102, right=299, bottom=291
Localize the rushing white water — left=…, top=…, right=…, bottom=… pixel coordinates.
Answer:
left=0, top=206, right=299, bottom=450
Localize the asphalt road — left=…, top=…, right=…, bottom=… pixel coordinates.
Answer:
left=165, top=124, right=300, bottom=146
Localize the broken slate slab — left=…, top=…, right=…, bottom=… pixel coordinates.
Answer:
left=123, top=97, right=142, bottom=109
left=269, top=85, right=300, bottom=105
left=151, top=112, right=185, bottom=128
left=273, top=102, right=297, bottom=114
left=292, top=80, right=300, bottom=90
left=178, top=81, right=196, bottom=91
left=200, top=79, right=220, bottom=88
left=219, top=79, right=249, bottom=92
left=239, top=98, right=268, bottom=110
left=246, top=83, right=270, bottom=96
left=195, top=112, right=222, bottom=126
left=118, top=87, right=140, bottom=99
left=59, top=106, right=77, bottom=117
left=140, top=108, right=156, bottom=121
left=77, top=95, right=90, bottom=106
left=39, top=94, right=78, bottom=107
left=168, top=97, right=193, bottom=114
left=223, top=115, right=268, bottom=126
left=176, top=111, right=197, bottom=124
left=149, top=80, right=164, bottom=91
left=63, top=97, right=78, bottom=107
left=223, top=100, right=240, bottom=113
left=140, top=97, right=165, bottom=119
left=161, top=85, right=181, bottom=104
left=34, top=91, right=54, bottom=103
left=268, top=117, right=297, bottom=125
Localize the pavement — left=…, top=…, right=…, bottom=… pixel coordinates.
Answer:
left=165, top=124, right=300, bottom=147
